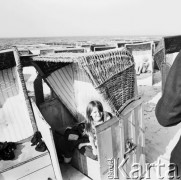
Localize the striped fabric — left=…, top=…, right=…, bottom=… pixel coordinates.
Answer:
left=47, top=64, right=77, bottom=117
left=0, top=67, right=33, bottom=142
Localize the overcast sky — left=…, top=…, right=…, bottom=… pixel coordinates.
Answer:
left=0, top=0, right=181, bottom=37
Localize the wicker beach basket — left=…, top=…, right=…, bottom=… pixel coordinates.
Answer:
left=77, top=48, right=136, bottom=116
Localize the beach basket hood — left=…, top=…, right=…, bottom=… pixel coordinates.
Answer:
left=77, top=48, right=136, bottom=115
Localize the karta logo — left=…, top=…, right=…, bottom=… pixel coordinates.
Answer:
left=107, top=158, right=180, bottom=179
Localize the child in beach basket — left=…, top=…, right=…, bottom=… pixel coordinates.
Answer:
left=54, top=101, right=112, bottom=161
left=78, top=100, right=112, bottom=160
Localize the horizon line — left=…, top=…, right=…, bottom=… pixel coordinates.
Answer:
left=0, top=34, right=166, bottom=39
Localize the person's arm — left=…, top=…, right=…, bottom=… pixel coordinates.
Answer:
left=78, top=142, right=91, bottom=149
left=155, top=51, right=181, bottom=127
left=78, top=135, right=98, bottom=155
left=88, top=134, right=98, bottom=155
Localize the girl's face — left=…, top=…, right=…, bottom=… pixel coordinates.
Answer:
left=90, top=107, right=103, bottom=125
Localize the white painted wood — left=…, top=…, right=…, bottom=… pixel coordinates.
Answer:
left=31, top=100, right=63, bottom=180
left=1, top=153, right=51, bottom=180
left=94, top=100, right=145, bottom=179
left=0, top=67, right=33, bottom=142
left=120, top=100, right=145, bottom=179
left=18, top=165, right=56, bottom=180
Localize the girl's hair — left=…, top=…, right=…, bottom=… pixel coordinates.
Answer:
left=85, top=100, right=103, bottom=134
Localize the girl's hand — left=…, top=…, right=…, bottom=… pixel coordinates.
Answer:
left=93, top=148, right=98, bottom=156
left=78, top=143, right=83, bottom=149
left=78, top=143, right=86, bottom=149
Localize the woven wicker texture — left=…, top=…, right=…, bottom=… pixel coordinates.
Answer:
left=77, top=48, right=135, bottom=115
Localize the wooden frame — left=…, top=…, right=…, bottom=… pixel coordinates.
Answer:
left=125, top=41, right=155, bottom=86
left=72, top=99, right=145, bottom=180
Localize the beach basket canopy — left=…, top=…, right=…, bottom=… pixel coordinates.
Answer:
left=77, top=48, right=135, bottom=115
left=31, top=48, right=136, bottom=115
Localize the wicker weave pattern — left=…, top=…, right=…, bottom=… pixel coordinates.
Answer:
left=78, top=48, right=134, bottom=87
left=96, top=65, right=135, bottom=114
left=78, top=48, right=135, bottom=115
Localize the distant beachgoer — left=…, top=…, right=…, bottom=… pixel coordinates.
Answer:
left=136, top=56, right=150, bottom=75
left=78, top=100, right=112, bottom=160
left=155, top=51, right=181, bottom=179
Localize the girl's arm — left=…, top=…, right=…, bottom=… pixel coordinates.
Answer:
left=88, top=134, right=98, bottom=155
left=77, top=136, right=96, bottom=151
left=78, top=142, right=91, bottom=149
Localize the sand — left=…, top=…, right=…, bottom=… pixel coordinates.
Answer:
left=138, top=71, right=181, bottom=179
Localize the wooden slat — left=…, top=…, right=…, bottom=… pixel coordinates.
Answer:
left=119, top=99, right=143, bottom=117
left=1, top=154, right=51, bottom=180
left=31, top=100, right=63, bottom=180
left=97, top=127, right=113, bottom=180
left=18, top=165, right=56, bottom=180
left=129, top=111, right=137, bottom=164
left=96, top=116, right=119, bottom=133
left=0, top=71, right=13, bottom=141
left=111, top=121, right=122, bottom=161
left=3, top=69, right=19, bottom=139
left=125, top=112, right=134, bottom=175
left=0, top=67, right=33, bottom=142
left=137, top=104, right=145, bottom=173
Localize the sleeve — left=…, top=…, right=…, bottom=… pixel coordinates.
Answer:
left=155, top=50, right=181, bottom=127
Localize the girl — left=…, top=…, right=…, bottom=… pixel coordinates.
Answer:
left=78, top=100, right=112, bottom=160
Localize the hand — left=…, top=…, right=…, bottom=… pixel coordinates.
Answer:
left=78, top=143, right=85, bottom=149
left=92, top=148, right=98, bottom=156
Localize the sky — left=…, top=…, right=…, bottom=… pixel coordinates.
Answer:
left=0, top=0, right=181, bottom=37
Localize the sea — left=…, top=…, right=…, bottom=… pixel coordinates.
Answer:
left=0, top=35, right=162, bottom=48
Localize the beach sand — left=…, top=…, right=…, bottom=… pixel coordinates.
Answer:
left=138, top=71, right=181, bottom=179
